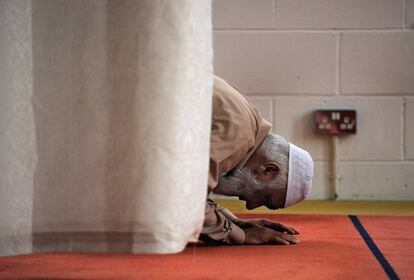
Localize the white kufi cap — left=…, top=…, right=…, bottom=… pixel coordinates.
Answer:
left=284, top=143, right=313, bottom=208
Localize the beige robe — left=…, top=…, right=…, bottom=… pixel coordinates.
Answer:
left=200, top=76, right=272, bottom=244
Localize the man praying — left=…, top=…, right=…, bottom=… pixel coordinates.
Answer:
left=200, top=76, right=313, bottom=245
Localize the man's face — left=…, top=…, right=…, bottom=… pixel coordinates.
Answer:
left=216, top=167, right=287, bottom=210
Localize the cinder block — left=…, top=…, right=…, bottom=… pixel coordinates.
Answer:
left=276, top=0, right=403, bottom=29
left=339, top=162, right=414, bottom=200
left=213, top=0, right=274, bottom=29
left=408, top=0, right=414, bottom=29
left=307, top=161, right=331, bottom=200
left=249, top=97, right=273, bottom=123
left=341, top=32, right=414, bottom=94
left=273, top=97, right=403, bottom=160
left=405, top=97, right=414, bottom=159
left=214, top=32, right=337, bottom=94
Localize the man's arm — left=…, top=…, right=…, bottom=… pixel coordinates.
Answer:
left=200, top=199, right=245, bottom=244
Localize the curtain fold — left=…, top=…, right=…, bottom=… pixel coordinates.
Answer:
left=0, top=0, right=212, bottom=256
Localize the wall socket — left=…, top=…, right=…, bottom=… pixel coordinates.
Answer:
left=314, top=110, right=357, bottom=135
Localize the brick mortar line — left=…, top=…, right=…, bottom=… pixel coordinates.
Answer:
left=272, top=0, right=277, bottom=29
left=270, top=98, right=275, bottom=134
left=335, top=33, right=342, bottom=96
left=403, top=0, right=407, bottom=29
left=312, top=160, right=414, bottom=164
left=213, top=29, right=414, bottom=33
left=402, top=98, right=406, bottom=160
left=245, top=93, right=412, bottom=97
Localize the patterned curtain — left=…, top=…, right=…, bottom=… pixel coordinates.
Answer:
left=0, top=0, right=212, bottom=255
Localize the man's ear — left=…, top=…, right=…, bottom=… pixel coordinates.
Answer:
left=255, top=162, right=280, bottom=182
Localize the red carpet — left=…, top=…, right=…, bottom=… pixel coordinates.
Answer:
left=0, top=214, right=412, bottom=279
left=359, top=216, right=414, bottom=279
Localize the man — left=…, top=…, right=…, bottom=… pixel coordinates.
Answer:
left=200, top=76, right=313, bottom=245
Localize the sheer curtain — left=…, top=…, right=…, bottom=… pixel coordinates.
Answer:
left=0, top=0, right=212, bottom=255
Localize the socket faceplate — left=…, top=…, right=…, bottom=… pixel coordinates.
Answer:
left=314, top=110, right=357, bottom=135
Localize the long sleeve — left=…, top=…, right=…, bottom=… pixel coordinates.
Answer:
left=200, top=199, right=245, bottom=245
left=202, top=76, right=272, bottom=245
left=212, top=200, right=239, bottom=222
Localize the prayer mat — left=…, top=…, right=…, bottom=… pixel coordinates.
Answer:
left=0, top=214, right=412, bottom=279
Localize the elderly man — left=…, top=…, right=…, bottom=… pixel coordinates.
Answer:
left=200, top=76, right=313, bottom=245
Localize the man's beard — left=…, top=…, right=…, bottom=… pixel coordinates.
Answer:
left=214, top=167, right=267, bottom=199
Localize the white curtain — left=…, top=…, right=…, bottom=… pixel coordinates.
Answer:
left=0, top=0, right=212, bottom=255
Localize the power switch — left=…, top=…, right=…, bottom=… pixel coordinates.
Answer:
left=314, top=110, right=357, bottom=135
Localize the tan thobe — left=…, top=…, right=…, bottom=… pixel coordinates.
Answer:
left=200, top=76, right=272, bottom=244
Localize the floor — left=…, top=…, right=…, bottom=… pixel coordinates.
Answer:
left=216, top=199, right=414, bottom=216
left=0, top=200, right=413, bottom=280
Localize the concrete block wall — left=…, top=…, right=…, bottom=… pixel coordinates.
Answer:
left=213, top=0, right=414, bottom=200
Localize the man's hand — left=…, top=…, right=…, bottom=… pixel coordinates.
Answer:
left=234, top=218, right=299, bottom=235
left=243, top=224, right=299, bottom=245
left=233, top=218, right=300, bottom=245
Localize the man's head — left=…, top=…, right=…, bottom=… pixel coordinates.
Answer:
left=213, top=133, right=313, bottom=210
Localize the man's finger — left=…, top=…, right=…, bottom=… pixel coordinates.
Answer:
left=280, top=226, right=297, bottom=235
left=288, top=225, right=300, bottom=234
left=272, top=236, right=290, bottom=245
left=262, top=220, right=299, bottom=234
left=282, top=233, right=300, bottom=244
left=284, top=226, right=300, bottom=235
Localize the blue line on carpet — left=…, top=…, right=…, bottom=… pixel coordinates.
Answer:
left=349, top=215, right=399, bottom=280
